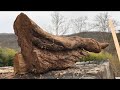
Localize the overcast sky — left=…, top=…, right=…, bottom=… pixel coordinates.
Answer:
left=1, top=11, right=120, bottom=34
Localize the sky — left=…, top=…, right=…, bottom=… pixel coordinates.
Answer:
left=1, top=11, right=120, bottom=34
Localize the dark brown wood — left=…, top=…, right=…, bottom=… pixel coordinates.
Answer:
left=13, top=13, right=109, bottom=74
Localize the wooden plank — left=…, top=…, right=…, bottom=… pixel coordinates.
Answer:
left=108, top=19, right=120, bottom=62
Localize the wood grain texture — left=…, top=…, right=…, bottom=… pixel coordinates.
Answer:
left=109, top=19, right=120, bottom=62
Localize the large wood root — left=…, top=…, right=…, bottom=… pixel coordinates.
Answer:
left=13, top=13, right=109, bottom=74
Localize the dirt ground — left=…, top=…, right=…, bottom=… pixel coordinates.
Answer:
left=0, top=66, right=14, bottom=79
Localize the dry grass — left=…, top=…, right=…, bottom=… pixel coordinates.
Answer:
left=109, top=55, right=120, bottom=76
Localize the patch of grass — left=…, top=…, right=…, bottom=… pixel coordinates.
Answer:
left=0, top=48, right=17, bottom=67
left=109, top=55, right=120, bottom=77
left=80, top=51, right=113, bottom=62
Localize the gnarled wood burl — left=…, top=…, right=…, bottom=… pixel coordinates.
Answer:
left=13, top=13, right=109, bottom=74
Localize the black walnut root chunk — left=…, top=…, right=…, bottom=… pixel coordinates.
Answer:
left=13, top=13, right=109, bottom=74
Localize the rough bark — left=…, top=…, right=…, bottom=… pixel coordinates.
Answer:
left=14, top=53, right=27, bottom=74
left=13, top=13, right=109, bottom=74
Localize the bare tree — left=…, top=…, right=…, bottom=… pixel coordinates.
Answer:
left=92, top=12, right=119, bottom=32
left=91, top=12, right=120, bottom=47
left=71, top=16, right=89, bottom=33
left=49, top=12, right=69, bottom=35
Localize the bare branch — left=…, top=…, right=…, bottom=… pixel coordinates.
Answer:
left=92, top=12, right=119, bottom=32
left=48, top=12, right=69, bottom=35
left=71, top=16, right=88, bottom=33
